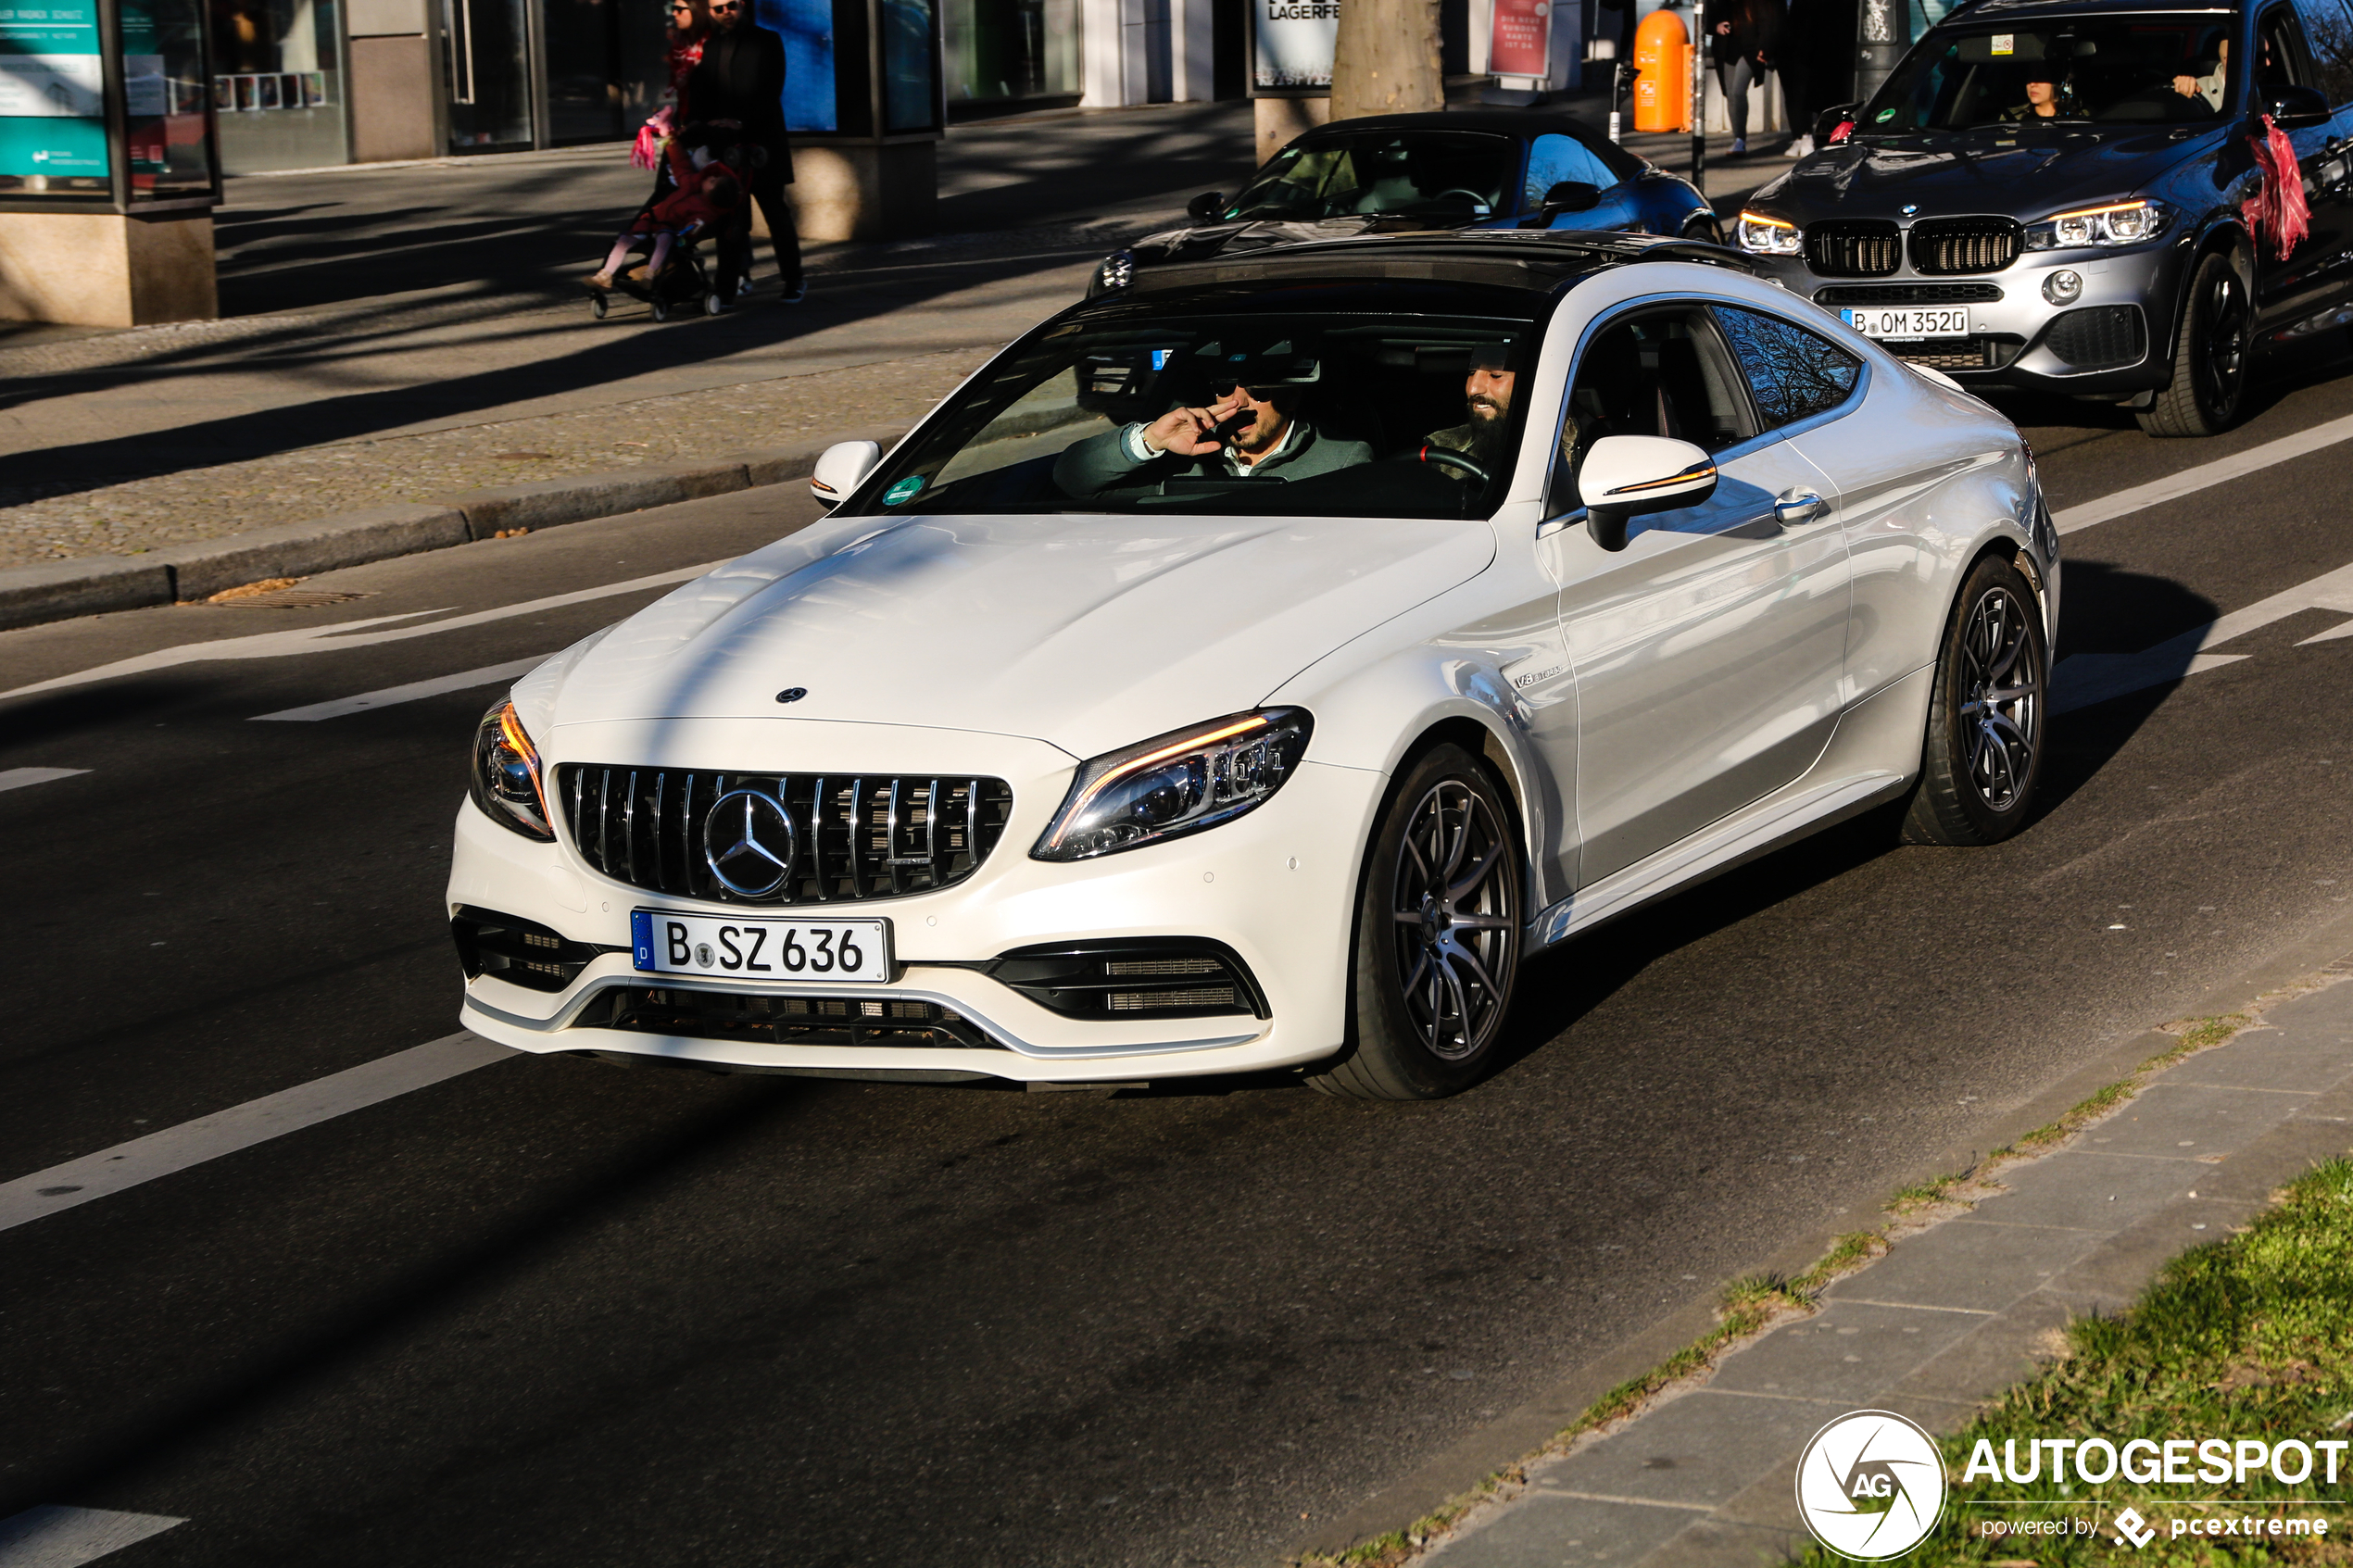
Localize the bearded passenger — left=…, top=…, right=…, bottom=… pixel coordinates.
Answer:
left=1424, top=347, right=1518, bottom=469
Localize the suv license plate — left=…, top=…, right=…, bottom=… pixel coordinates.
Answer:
left=630, top=910, right=891, bottom=983
left=1842, top=306, right=1969, bottom=340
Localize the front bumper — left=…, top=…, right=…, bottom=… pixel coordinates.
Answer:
left=1757, top=236, right=2190, bottom=395
left=447, top=719, right=1386, bottom=1084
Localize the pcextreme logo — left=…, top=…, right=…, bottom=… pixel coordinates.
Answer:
left=1794, top=1410, right=1948, bottom=1562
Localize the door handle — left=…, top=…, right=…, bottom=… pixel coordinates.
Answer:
left=1773, top=490, right=1827, bottom=526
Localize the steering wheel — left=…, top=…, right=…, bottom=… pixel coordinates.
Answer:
left=1417, top=445, right=1490, bottom=483
left=1435, top=188, right=1491, bottom=207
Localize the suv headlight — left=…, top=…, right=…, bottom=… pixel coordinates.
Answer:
left=2025, top=199, right=2171, bottom=251
left=1736, top=210, right=1803, bottom=255
left=1091, top=248, right=1137, bottom=295
left=1033, top=709, right=1312, bottom=862
left=470, top=699, right=554, bottom=841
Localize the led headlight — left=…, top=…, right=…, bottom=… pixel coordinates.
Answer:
left=2024, top=199, right=2171, bottom=251
left=1735, top=210, right=1802, bottom=256
left=1092, top=248, right=1137, bottom=295
left=470, top=699, right=554, bottom=842
left=1033, top=709, right=1312, bottom=862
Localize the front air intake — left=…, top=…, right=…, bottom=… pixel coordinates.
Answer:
left=987, top=940, right=1269, bottom=1021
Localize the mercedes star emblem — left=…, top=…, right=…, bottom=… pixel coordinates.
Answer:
left=775, top=687, right=808, bottom=704
left=702, top=788, right=798, bottom=897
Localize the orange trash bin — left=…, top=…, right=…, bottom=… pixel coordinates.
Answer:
left=1632, top=6, right=1691, bottom=133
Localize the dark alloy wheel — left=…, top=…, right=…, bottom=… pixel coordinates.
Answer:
left=2137, top=251, right=2249, bottom=438
left=1902, top=555, right=2049, bottom=846
left=1312, top=744, right=1522, bottom=1100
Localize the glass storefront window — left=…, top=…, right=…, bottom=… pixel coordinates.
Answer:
left=126, top=0, right=218, bottom=196
left=442, top=0, right=528, bottom=147
left=882, top=0, right=939, bottom=129
left=545, top=0, right=668, bottom=145
left=208, top=0, right=347, bottom=169
left=944, top=0, right=1078, bottom=110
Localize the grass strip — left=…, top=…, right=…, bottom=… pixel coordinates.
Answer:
left=1792, top=1159, right=2353, bottom=1565
left=1284, top=1008, right=2281, bottom=1568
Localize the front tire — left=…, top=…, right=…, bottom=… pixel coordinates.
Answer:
left=1311, top=745, right=1522, bottom=1100
left=2136, top=250, right=2249, bottom=437
left=1902, top=555, right=2049, bottom=846
left=1681, top=210, right=1726, bottom=245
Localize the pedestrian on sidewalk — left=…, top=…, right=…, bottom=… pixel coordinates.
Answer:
left=688, top=0, right=807, bottom=305
left=589, top=144, right=744, bottom=290
left=1710, top=0, right=1785, bottom=156
left=633, top=0, right=715, bottom=176
left=1778, top=0, right=1853, bottom=157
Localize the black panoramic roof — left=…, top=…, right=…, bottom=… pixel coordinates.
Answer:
left=1293, top=108, right=1615, bottom=143
left=1120, top=229, right=1761, bottom=298
left=1933, top=0, right=2233, bottom=21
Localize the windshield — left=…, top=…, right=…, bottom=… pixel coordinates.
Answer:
left=1863, top=16, right=2238, bottom=130
left=846, top=288, right=1547, bottom=521
left=1222, top=132, right=1520, bottom=221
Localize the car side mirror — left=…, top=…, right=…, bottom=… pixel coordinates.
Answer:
left=1813, top=102, right=1859, bottom=144
left=809, top=440, right=882, bottom=508
left=1187, top=190, right=1227, bottom=221
left=1577, top=435, right=1718, bottom=551
left=2258, top=84, right=2329, bottom=129
left=1520, top=180, right=1604, bottom=228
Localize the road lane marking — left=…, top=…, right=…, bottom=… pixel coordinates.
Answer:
left=2053, top=558, right=2353, bottom=711
left=0, top=562, right=722, bottom=706
left=0, top=1507, right=184, bottom=1566
left=0, top=768, right=89, bottom=793
left=250, top=656, right=552, bottom=721
left=2052, top=411, right=2353, bottom=534
left=0, top=1033, right=510, bottom=1235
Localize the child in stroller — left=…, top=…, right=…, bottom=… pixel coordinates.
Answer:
left=586, top=135, right=744, bottom=320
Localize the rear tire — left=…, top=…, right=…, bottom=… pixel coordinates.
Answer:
left=1902, top=555, right=2049, bottom=847
left=2136, top=250, right=2249, bottom=437
left=1309, top=745, right=1523, bottom=1100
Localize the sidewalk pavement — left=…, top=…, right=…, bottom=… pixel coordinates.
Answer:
left=1399, top=958, right=2353, bottom=1567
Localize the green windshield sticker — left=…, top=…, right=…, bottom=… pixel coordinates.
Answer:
left=1877, top=107, right=1897, bottom=120
left=884, top=475, right=925, bottom=505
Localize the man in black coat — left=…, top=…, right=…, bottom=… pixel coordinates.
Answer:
left=688, top=0, right=805, bottom=302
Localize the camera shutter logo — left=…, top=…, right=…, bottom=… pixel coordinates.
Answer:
left=1794, top=1410, right=1947, bottom=1560
left=703, top=789, right=798, bottom=897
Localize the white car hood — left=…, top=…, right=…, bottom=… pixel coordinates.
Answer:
left=546, top=510, right=1496, bottom=759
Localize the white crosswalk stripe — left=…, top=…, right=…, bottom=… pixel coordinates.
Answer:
left=2053, top=558, right=2353, bottom=712
left=0, top=768, right=89, bottom=794
left=0, top=1507, right=184, bottom=1567
left=250, top=656, right=551, bottom=721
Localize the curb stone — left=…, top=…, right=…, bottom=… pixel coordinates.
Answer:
left=0, top=422, right=912, bottom=633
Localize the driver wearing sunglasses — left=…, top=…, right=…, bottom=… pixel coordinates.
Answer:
left=1053, top=349, right=1373, bottom=499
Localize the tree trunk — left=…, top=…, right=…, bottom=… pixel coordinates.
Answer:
left=1329, top=0, right=1446, bottom=119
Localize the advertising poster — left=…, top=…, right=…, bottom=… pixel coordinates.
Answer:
left=1252, top=0, right=1338, bottom=92
left=0, top=0, right=110, bottom=181
left=1489, top=0, right=1551, bottom=77
left=761, top=0, right=838, bottom=132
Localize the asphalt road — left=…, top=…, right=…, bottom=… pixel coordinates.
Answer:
left=6, top=344, right=2353, bottom=1568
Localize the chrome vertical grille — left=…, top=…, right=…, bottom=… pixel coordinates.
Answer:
left=1804, top=220, right=1901, bottom=277
left=1908, top=218, right=2021, bottom=275
left=557, top=765, right=1014, bottom=904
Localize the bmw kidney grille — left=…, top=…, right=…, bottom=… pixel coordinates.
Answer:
left=558, top=765, right=1013, bottom=903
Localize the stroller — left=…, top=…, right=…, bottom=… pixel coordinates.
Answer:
left=588, top=124, right=760, bottom=323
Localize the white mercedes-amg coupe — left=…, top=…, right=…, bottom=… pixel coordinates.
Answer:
left=447, top=231, right=2057, bottom=1099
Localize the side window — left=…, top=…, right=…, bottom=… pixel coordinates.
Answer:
left=1710, top=306, right=1863, bottom=430
left=1523, top=133, right=1619, bottom=211
left=1548, top=307, right=1756, bottom=513
left=2259, top=4, right=2318, bottom=85
left=2301, top=0, right=2353, bottom=104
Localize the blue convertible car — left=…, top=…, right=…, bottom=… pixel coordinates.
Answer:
left=1088, top=109, right=1720, bottom=295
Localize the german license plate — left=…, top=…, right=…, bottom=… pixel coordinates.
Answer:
left=630, top=909, right=891, bottom=983
left=1841, top=306, right=1969, bottom=340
